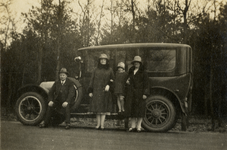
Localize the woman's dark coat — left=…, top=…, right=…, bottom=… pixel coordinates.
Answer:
left=88, top=64, right=115, bottom=113
left=124, top=65, right=150, bottom=117
left=114, top=71, right=128, bottom=96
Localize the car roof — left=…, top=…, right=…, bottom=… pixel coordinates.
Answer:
left=78, top=43, right=191, bottom=51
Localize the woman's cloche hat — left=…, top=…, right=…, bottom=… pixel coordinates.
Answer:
left=99, top=54, right=109, bottom=60
left=59, top=68, right=69, bottom=75
left=117, top=62, right=125, bottom=69
left=132, top=56, right=142, bottom=64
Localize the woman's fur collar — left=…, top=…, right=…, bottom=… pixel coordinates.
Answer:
left=129, top=65, right=144, bottom=74
left=97, top=61, right=110, bottom=70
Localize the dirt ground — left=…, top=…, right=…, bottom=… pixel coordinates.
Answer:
left=1, top=107, right=227, bottom=133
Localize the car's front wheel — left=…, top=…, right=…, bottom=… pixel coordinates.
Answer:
left=142, top=95, right=177, bottom=132
left=15, top=92, right=47, bottom=125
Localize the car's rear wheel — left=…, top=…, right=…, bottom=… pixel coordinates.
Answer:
left=15, top=92, right=47, bottom=125
left=142, top=95, right=177, bottom=132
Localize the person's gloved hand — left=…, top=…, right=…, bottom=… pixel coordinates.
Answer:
left=89, top=93, right=93, bottom=97
left=120, top=95, right=124, bottom=101
left=48, top=101, right=54, bottom=107
left=126, top=78, right=130, bottom=85
left=143, top=95, right=147, bottom=100
left=105, top=85, right=110, bottom=91
left=62, top=102, right=68, bottom=108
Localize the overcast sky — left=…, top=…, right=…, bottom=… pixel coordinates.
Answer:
left=2, top=0, right=227, bottom=33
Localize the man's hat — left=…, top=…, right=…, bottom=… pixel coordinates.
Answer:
left=59, top=68, right=69, bottom=75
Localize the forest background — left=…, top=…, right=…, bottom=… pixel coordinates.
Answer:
left=1, top=0, right=227, bottom=126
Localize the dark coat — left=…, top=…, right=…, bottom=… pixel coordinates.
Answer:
left=88, top=66, right=115, bottom=113
left=124, top=65, right=150, bottom=117
left=48, top=78, right=75, bottom=105
left=114, top=71, right=128, bottom=96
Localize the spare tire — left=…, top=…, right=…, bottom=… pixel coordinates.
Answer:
left=68, top=77, right=83, bottom=111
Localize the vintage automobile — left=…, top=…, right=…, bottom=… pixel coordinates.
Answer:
left=15, top=43, right=193, bottom=132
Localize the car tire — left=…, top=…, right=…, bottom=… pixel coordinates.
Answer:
left=15, top=92, right=47, bottom=125
left=68, top=77, right=83, bottom=111
left=142, top=95, right=177, bottom=132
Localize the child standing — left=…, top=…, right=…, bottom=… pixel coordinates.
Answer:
left=114, top=62, right=128, bottom=115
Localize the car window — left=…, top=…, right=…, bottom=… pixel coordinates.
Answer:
left=84, top=48, right=176, bottom=72
left=146, top=49, right=176, bottom=71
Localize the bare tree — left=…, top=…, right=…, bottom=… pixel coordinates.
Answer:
left=130, top=0, right=136, bottom=42
left=176, top=0, right=192, bottom=44
left=0, top=0, right=17, bottom=115
left=55, top=0, right=63, bottom=80
left=78, top=0, right=95, bottom=46
left=38, top=0, right=44, bottom=84
left=0, top=0, right=15, bottom=49
left=95, top=0, right=104, bottom=45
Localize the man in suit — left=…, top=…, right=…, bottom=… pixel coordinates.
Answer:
left=39, top=68, right=75, bottom=129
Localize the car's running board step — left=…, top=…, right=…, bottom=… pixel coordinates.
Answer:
left=71, top=112, right=119, bottom=115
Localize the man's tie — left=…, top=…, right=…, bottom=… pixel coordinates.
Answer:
left=61, top=80, right=65, bottom=85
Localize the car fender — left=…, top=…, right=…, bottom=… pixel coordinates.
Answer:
left=150, top=86, right=186, bottom=114
left=16, top=84, right=49, bottom=102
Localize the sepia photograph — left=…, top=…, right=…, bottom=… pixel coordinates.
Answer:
left=1, top=0, right=227, bottom=150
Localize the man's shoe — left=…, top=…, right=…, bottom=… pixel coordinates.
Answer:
left=65, top=124, right=70, bottom=130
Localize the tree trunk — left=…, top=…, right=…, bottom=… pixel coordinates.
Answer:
left=183, top=0, right=189, bottom=44
left=37, top=0, right=43, bottom=84
left=6, top=68, right=12, bottom=115
left=131, top=0, right=136, bottom=42
left=22, top=67, right=25, bottom=85
left=210, top=56, right=215, bottom=130
left=56, top=0, right=62, bottom=80
left=56, top=39, right=60, bottom=81
left=204, top=83, right=209, bottom=116
left=110, top=0, right=113, bottom=43
left=37, top=45, right=43, bottom=84
left=95, top=0, right=104, bottom=45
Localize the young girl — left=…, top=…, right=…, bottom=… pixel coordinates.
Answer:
left=114, top=62, right=128, bottom=115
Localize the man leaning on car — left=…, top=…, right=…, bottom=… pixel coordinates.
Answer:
left=39, top=68, right=75, bottom=129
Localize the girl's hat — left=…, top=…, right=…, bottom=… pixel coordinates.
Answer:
left=132, top=56, right=142, bottom=64
left=99, top=54, right=109, bottom=60
left=117, top=62, right=125, bottom=69
left=59, top=68, right=69, bottom=75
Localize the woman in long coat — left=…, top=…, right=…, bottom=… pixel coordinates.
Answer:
left=125, top=56, right=150, bottom=132
left=88, top=54, right=114, bottom=130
